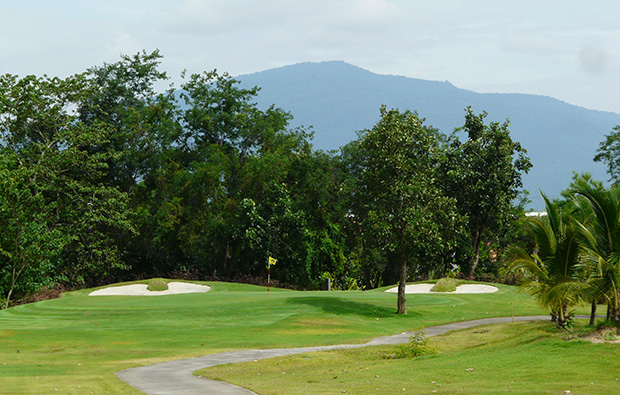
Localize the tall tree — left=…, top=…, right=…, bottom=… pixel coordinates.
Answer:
left=0, top=160, right=67, bottom=307
left=557, top=173, right=602, bottom=324
left=0, top=72, right=135, bottom=304
left=440, top=107, right=532, bottom=278
left=507, top=194, right=586, bottom=327
left=348, top=106, right=461, bottom=314
left=594, top=125, right=620, bottom=186
left=574, top=183, right=620, bottom=321
left=78, top=49, right=175, bottom=193
left=128, top=69, right=322, bottom=283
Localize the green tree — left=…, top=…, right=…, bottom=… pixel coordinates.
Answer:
left=0, top=161, right=67, bottom=307
left=507, top=194, right=585, bottom=327
left=240, top=182, right=309, bottom=285
left=556, top=173, right=602, bottom=325
left=594, top=125, right=620, bottom=185
left=440, top=107, right=532, bottom=278
left=0, top=72, right=135, bottom=302
left=573, top=183, right=620, bottom=321
left=128, top=68, right=323, bottom=284
left=349, top=106, right=461, bottom=314
left=67, top=50, right=184, bottom=278
left=78, top=49, right=175, bottom=193
left=285, top=149, right=350, bottom=289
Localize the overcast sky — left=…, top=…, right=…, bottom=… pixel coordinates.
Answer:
left=2, top=1, right=619, bottom=113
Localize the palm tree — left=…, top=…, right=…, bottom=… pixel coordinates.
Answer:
left=574, top=183, right=620, bottom=322
left=507, top=194, right=586, bottom=327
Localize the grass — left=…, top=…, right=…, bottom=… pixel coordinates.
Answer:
left=146, top=278, right=168, bottom=292
left=200, top=321, right=620, bottom=395
left=430, top=278, right=460, bottom=292
left=0, top=280, right=550, bottom=394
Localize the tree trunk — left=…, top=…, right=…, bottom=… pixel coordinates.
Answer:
left=614, top=291, right=620, bottom=322
left=223, top=241, right=230, bottom=277
left=561, top=302, right=567, bottom=327
left=589, top=300, right=597, bottom=326
left=468, top=227, right=481, bottom=279
left=607, top=303, right=612, bottom=322
left=5, top=289, right=13, bottom=309
left=608, top=292, right=620, bottom=322
left=397, top=257, right=407, bottom=314
left=6, top=262, right=18, bottom=309
left=555, top=302, right=568, bottom=328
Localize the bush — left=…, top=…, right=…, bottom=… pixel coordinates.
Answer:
left=392, top=330, right=435, bottom=358
left=13, top=285, right=66, bottom=306
left=430, top=278, right=459, bottom=292
left=147, top=279, right=169, bottom=292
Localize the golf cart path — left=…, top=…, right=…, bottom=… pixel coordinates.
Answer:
left=116, top=315, right=555, bottom=395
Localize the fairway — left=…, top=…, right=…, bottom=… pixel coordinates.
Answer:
left=202, top=321, right=620, bottom=395
left=1, top=281, right=547, bottom=394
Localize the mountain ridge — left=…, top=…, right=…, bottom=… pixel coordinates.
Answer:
left=236, top=61, right=620, bottom=209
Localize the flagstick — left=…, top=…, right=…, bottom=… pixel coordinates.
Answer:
left=267, top=257, right=276, bottom=294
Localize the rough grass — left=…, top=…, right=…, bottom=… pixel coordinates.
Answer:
left=201, top=321, right=620, bottom=395
left=430, top=278, right=460, bottom=292
left=0, top=280, right=548, bottom=394
left=146, top=278, right=168, bottom=292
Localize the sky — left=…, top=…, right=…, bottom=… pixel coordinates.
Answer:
left=2, top=0, right=619, bottom=113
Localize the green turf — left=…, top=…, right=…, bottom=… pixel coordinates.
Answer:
left=201, top=321, right=620, bottom=395
left=0, top=280, right=547, bottom=394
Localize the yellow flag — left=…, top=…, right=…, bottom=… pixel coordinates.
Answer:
left=269, top=257, right=277, bottom=266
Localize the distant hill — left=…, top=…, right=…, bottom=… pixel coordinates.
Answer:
left=236, top=61, right=620, bottom=209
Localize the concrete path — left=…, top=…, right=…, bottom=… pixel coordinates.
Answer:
left=116, top=315, right=553, bottom=394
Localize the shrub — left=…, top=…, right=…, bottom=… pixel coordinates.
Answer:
left=392, top=330, right=435, bottom=358
left=430, top=278, right=459, bottom=292
left=558, top=312, right=576, bottom=332
left=147, top=279, right=169, bottom=292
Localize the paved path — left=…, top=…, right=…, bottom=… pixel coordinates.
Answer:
left=116, top=315, right=553, bottom=395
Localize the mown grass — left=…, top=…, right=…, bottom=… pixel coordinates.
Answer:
left=0, top=280, right=547, bottom=394
left=201, top=321, right=620, bottom=395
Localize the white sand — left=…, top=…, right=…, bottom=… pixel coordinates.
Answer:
left=385, top=283, right=498, bottom=294
left=89, top=282, right=210, bottom=296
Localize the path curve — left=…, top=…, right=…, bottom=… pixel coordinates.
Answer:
left=116, top=315, right=552, bottom=394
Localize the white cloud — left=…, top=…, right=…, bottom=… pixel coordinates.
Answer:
left=579, top=45, right=610, bottom=74
left=502, top=32, right=562, bottom=57
left=1, top=0, right=620, bottom=112
left=343, top=0, right=401, bottom=25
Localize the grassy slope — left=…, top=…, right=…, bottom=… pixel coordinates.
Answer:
left=0, top=281, right=545, bottom=394
left=202, top=321, right=620, bottom=395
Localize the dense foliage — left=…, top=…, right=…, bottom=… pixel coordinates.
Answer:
left=440, top=108, right=532, bottom=278
left=594, top=125, right=620, bottom=185
left=344, top=107, right=462, bottom=313
left=507, top=171, right=620, bottom=326
left=0, top=51, right=532, bottom=310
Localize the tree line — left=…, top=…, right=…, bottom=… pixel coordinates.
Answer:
left=1, top=51, right=532, bottom=310
left=508, top=134, right=620, bottom=326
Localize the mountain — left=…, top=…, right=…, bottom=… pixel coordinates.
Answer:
left=236, top=61, right=620, bottom=209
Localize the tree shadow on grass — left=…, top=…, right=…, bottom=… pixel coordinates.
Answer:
left=286, top=296, right=417, bottom=319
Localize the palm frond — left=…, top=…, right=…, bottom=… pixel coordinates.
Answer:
left=505, top=246, right=547, bottom=280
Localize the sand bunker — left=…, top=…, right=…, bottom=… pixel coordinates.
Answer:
left=89, top=282, right=210, bottom=296
left=385, top=283, right=498, bottom=294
